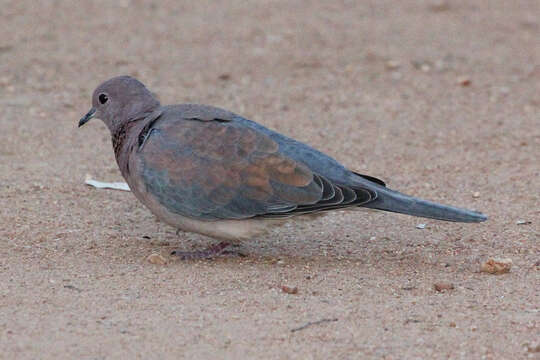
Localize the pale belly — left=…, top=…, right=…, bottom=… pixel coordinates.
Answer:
left=123, top=157, right=285, bottom=242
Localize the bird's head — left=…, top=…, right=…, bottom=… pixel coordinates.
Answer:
left=79, top=75, right=160, bottom=133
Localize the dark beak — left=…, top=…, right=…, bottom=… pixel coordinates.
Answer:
left=79, top=107, right=96, bottom=127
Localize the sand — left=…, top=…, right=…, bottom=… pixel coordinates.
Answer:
left=1, top=1, right=538, bottom=359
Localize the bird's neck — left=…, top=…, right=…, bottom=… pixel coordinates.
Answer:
left=111, top=120, right=141, bottom=178
left=111, top=106, right=163, bottom=180
left=111, top=121, right=130, bottom=158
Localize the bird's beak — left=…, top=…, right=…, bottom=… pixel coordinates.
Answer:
left=79, top=107, right=96, bottom=127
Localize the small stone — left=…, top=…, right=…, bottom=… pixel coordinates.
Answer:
left=218, top=73, right=231, bottom=81
left=526, top=342, right=540, bottom=353
left=420, top=63, right=431, bottom=72
left=385, top=60, right=401, bottom=70
left=457, top=76, right=471, bottom=86
left=480, top=258, right=512, bottom=274
left=416, top=224, right=426, bottom=229
left=146, top=253, right=167, bottom=265
left=0, top=76, right=11, bottom=86
left=516, top=219, right=531, bottom=225
left=428, top=1, right=451, bottom=12
left=449, top=322, right=457, bottom=328
left=281, top=285, right=298, bottom=295
left=472, top=192, right=480, bottom=198
left=433, top=282, right=455, bottom=292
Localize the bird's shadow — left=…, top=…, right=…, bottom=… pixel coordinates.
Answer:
left=134, top=222, right=475, bottom=274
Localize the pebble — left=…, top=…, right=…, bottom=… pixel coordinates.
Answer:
left=281, top=285, right=298, bottom=295
left=433, top=282, right=455, bottom=292
left=480, top=258, right=512, bottom=274
left=428, top=1, right=451, bottom=12
left=385, top=60, right=401, bottom=70
left=525, top=342, right=540, bottom=353
left=146, top=253, right=167, bottom=265
left=457, top=76, right=471, bottom=86
left=218, top=73, right=231, bottom=81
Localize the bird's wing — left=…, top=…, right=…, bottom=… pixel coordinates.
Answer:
left=137, top=105, right=374, bottom=220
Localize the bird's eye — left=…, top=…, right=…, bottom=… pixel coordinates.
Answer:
left=98, top=93, right=108, bottom=104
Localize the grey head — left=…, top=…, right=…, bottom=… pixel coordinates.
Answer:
left=79, top=76, right=160, bottom=133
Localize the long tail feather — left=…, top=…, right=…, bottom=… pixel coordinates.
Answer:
left=355, top=180, right=487, bottom=223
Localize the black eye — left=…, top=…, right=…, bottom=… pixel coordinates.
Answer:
left=98, top=93, right=108, bottom=104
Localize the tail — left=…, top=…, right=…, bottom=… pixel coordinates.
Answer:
left=358, top=181, right=487, bottom=223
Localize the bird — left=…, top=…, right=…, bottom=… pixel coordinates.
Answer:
left=79, top=75, right=487, bottom=259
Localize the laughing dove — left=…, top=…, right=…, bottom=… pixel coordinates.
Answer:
left=79, top=76, right=486, bottom=258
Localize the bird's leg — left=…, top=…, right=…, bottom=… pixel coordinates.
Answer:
left=171, top=242, right=245, bottom=260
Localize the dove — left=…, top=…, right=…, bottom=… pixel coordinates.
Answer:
left=79, top=76, right=487, bottom=259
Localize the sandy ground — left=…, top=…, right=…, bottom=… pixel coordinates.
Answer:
left=1, top=1, right=539, bottom=359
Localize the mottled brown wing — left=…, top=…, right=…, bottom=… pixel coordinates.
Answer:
left=139, top=117, right=326, bottom=220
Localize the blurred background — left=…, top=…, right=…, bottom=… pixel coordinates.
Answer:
left=1, top=1, right=538, bottom=358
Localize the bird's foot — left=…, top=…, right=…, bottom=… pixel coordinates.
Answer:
left=170, top=242, right=246, bottom=260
